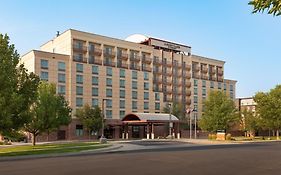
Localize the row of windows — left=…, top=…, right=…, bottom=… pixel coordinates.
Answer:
left=76, top=97, right=161, bottom=112
left=194, top=80, right=234, bottom=91
left=41, top=60, right=66, bottom=71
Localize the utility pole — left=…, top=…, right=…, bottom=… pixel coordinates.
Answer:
left=169, top=103, right=172, bottom=138
left=100, top=99, right=107, bottom=143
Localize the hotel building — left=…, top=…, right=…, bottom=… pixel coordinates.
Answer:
left=21, top=29, right=236, bottom=140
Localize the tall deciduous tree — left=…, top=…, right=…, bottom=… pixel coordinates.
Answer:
left=242, top=109, right=260, bottom=137
left=163, top=103, right=185, bottom=120
left=75, top=104, right=102, bottom=139
left=199, top=90, right=239, bottom=132
left=249, top=0, right=281, bottom=16
left=0, top=34, right=40, bottom=136
left=24, top=82, right=72, bottom=145
left=254, top=85, right=281, bottom=139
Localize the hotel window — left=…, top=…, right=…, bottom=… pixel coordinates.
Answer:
left=58, top=62, right=65, bottom=71
left=144, top=72, right=149, bottom=80
left=76, top=74, right=83, bottom=84
left=155, top=102, right=160, bottom=110
left=105, top=47, right=113, bottom=55
left=120, top=90, right=125, bottom=98
left=76, top=97, right=83, bottom=107
left=76, top=86, right=83, bottom=95
left=144, top=82, right=149, bottom=90
left=132, top=71, right=138, bottom=79
left=75, top=125, right=83, bottom=136
left=106, top=67, right=112, bottom=76
left=155, top=93, right=160, bottom=101
left=210, top=81, right=214, bottom=89
left=230, top=92, right=234, bottom=99
left=132, top=91, right=138, bottom=99
left=58, top=85, right=65, bottom=95
left=120, top=111, right=125, bottom=119
left=92, top=76, right=99, bottom=85
left=106, top=89, right=112, bottom=97
left=120, top=79, right=125, bottom=88
left=105, top=110, right=112, bottom=119
left=194, top=104, right=198, bottom=111
left=224, top=83, right=227, bottom=91
left=41, top=59, right=48, bottom=69
left=202, top=88, right=206, bottom=96
left=202, top=80, right=206, bottom=88
left=230, top=84, right=234, bottom=91
left=76, top=63, right=83, bottom=73
left=92, top=87, right=98, bottom=96
left=120, top=100, right=125, bottom=109
left=144, top=102, right=149, bottom=110
left=120, top=69, right=125, bottom=78
left=218, top=82, right=222, bottom=89
left=194, top=79, right=198, bottom=87
left=92, top=98, right=99, bottom=107
left=58, top=73, right=66, bottom=83
left=194, top=96, right=198, bottom=104
left=40, top=71, right=48, bottom=81
left=132, top=101, right=138, bottom=110
left=106, top=99, right=112, bottom=108
left=106, top=78, right=112, bottom=87
left=92, top=65, right=99, bottom=75
left=194, top=87, right=198, bottom=95
left=144, top=92, right=149, bottom=100
left=132, top=81, right=138, bottom=89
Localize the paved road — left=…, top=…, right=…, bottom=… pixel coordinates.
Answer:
left=1, top=141, right=281, bottom=175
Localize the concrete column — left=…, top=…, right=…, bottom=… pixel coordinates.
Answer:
left=146, top=124, right=150, bottom=139
left=151, top=123, right=155, bottom=139
left=177, top=133, right=180, bottom=139
left=122, top=132, right=125, bottom=139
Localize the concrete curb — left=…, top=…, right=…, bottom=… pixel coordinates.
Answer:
left=0, top=144, right=123, bottom=162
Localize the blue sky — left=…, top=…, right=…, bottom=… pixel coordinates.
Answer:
left=1, top=0, right=280, bottom=98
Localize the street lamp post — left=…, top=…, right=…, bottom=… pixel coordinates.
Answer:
left=168, top=103, right=172, bottom=139
left=100, top=99, right=107, bottom=144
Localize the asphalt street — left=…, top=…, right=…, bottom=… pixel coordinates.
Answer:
left=1, top=141, right=281, bottom=175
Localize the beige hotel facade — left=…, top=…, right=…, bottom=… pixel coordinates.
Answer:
left=21, top=29, right=236, bottom=140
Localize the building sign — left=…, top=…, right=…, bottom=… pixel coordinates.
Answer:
left=150, top=38, right=191, bottom=53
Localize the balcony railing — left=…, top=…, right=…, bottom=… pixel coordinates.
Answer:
left=218, top=76, right=224, bottom=82
left=165, top=96, right=173, bottom=102
left=163, top=80, right=172, bottom=85
left=185, top=81, right=191, bottom=87
left=117, top=53, right=128, bottom=60
left=186, top=98, right=191, bottom=105
left=73, top=45, right=87, bottom=53
left=201, top=67, right=208, bottom=73
left=184, top=65, right=191, bottom=70
left=217, top=69, right=224, bottom=76
left=183, top=74, right=191, bottom=79
left=142, top=66, right=152, bottom=72
left=153, top=78, right=162, bottom=84
left=201, top=75, right=209, bottom=80
left=73, top=56, right=87, bottom=63
left=162, top=61, right=172, bottom=67
left=103, top=50, right=116, bottom=58
left=130, top=55, right=141, bottom=62
left=117, top=62, right=129, bottom=69
left=164, top=88, right=173, bottom=94
left=142, top=56, right=152, bottom=64
left=186, top=90, right=191, bottom=96
left=210, top=76, right=217, bottom=81
left=163, top=70, right=172, bottom=76
left=210, top=68, right=216, bottom=74
left=153, top=69, right=162, bottom=75
left=130, top=64, right=140, bottom=70
left=192, top=66, right=200, bottom=72
left=103, top=61, right=116, bottom=67
left=153, top=58, right=162, bottom=65
left=89, top=48, right=102, bottom=56
left=173, top=63, right=182, bottom=69
left=89, top=58, right=102, bottom=65
left=192, top=73, right=200, bottom=79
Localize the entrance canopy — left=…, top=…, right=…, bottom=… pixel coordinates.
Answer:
left=122, top=113, right=179, bottom=124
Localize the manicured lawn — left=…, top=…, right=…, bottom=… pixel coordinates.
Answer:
left=0, top=142, right=109, bottom=157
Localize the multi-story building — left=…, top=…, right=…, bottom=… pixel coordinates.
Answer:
left=21, top=29, right=236, bottom=140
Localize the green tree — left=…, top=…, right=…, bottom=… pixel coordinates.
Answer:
left=242, top=109, right=260, bottom=137
left=163, top=103, right=185, bottom=120
left=249, top=0, right=281, bottom=16
left=24, top=82, right=72, bottom=145
left=0, top=34, right=40, bottom=136
left=199, top=90, right=239, bottom=132
left=254, top=85, right=281, bottom=139
left=75, top=104, right=102, bottom=139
